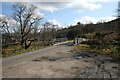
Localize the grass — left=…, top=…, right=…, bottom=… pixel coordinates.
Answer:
left=66, top=40, right=74, bottom=42
left=74, top=44, right=89, bottom=50
left=74, top=31, right=120, bottom=58
left=89, top=45, right=119, bottom=58
left=74, top=44, right=119, bottom=58
left=2, top=41, right=52, bottom=57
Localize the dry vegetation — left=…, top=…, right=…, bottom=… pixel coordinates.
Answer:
left=2, top=41, right=52, bottom=57
left=74, top=31, right=120, bottom=58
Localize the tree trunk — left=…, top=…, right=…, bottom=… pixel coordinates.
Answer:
left=21, top=39, right=24, bottom=46
left=20, top=36, right=24, bottom=48
left=24, top=40, right=32, bottom=49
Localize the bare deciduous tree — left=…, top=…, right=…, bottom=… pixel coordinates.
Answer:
left=40, top=22, right=57, bottom=45
left=0, top=16, right=13, bottom=42
left=12, top=3, right=42, bottom=49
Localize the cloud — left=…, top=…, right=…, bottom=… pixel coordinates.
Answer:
left=74, top=16, right=116, bottom=24
left=48, top=19, right=60, bottom=25
left=0, top=15, right=8, bottom=22
left=0, top=14, right=17, bottom=26
left=48, top=19, right=67, bottom=28
left=27, top=2, right=67, bottom=12
left=86, top=0, right=119, bottom=2
left=5, top=0, right=118, bottom=12
left=34, top=4, right=58, bottom=12
left=48, top=19, right=62, bottom=27
left=67, top=1, right=102, bottom=11
left=32, top=10, right=44, bottom=18
left=0, top=14, right=6, bottom=18
left=2, top=0, right=119, bottom=2
left=0, top=14, right=19, bottom=32
left=29, top=2, right=102, bottom=12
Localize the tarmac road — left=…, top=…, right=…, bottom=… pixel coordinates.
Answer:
left=2, top=42, right=72, bottom=69
left=2, top=42, right=119, bottom=78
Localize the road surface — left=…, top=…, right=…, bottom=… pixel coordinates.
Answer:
left=3, top=42, right=72, bottom=68
left=2, top=42, right=119, bottom=78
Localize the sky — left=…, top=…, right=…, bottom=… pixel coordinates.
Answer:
left=0, top=0, right=119, bottom=27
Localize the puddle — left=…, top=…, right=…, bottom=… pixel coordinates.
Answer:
left=71, top=67, right=79, bottom=69
left=33, top=56, right=72, bottom=62
left=48, top=59, right=56, bottom=61
left=112, top=66, right=118, bottom=69
left=8, top=67, right=13, bottom=69
left=57, top=52, right=62, bottom=54
left=33, top=56, right=49, bottom=61
left=48, top=57, right=68, bottom=62
left=75, top=56, right=83, bottom=59
left=33, top=55, right=86, bottom=62
left=67, top=50, right=75, bottom=52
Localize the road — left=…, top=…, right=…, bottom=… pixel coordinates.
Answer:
left=2, top=42, right=119, bottom=78
left=2, top=42, right=74, bottom=78
left=3, top=42, right=72, bottom=68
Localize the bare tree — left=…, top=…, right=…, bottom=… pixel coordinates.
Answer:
left=12, top=3, right=42, bottom=49
left=40, top=22, right=57, bottom=45
left=0, top=16, right=9, bottom=33
left=0, top=16, right=13, bottom=42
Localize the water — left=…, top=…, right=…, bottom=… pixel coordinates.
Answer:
left=75, top=56, right=83, bottom=59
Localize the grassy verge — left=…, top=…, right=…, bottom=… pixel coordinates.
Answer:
left=74, top=32, right=120, bottom=58
left=66, top=40, right=74, bottom=42
left=2, top=41, right=52, bottom=57
left=74, top=44, right=119, bottom=58
left=74, top=44, right=89, bottom=50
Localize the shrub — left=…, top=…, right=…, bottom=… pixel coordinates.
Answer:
left=94, top=33, right=105, bottom=38
left=85, top=40, right=101, bottom=45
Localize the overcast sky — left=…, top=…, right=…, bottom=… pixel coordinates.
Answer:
left=1, top=0, right=119, bottom=27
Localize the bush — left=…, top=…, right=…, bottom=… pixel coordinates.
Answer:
left=85, top=40, right=101, bottom=45
left=77, top=35, right=86, bottom=38
left=94, top=33, right=105, bottom=38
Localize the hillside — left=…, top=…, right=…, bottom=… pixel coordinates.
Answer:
left=56, top=18, right=120, bottom=39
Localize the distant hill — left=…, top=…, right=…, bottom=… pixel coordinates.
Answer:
left=56, top=18, right=119, bottom=39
